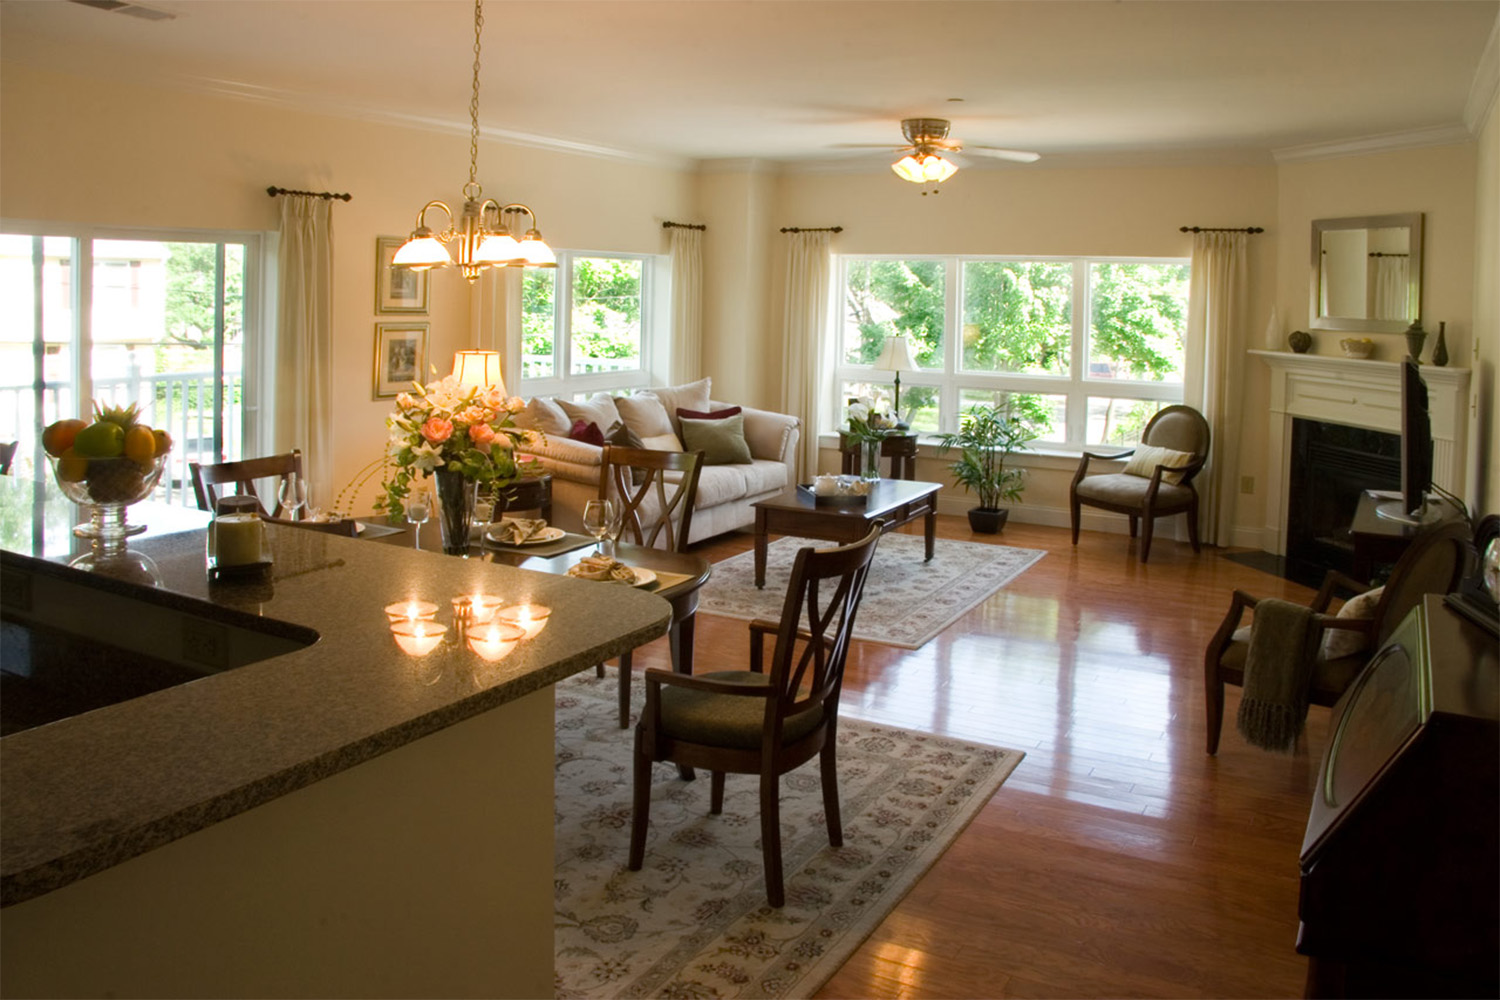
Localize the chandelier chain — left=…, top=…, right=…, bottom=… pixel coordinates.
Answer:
left=467, top=0, right=483, bottom=190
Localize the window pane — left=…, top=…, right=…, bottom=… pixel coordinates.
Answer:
left=842, top=259, right=944, bottom=367
left=0, top=235, right=75, bottom=476
left=570, top=257, right=641, bottom=376
left=1088, top=397, right=1168, bottom=446
left=958, top=388, right=1065, bottom=443
left=961, top=261, right=1071, bottom=375
left=521, top=269, right=555, bottom=379
left=1088, top=262, right=1189, bottom=383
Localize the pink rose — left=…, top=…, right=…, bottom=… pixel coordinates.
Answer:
left=421, top=417, right=453, bottom=444
left=468, top=422, right=496, bottom=453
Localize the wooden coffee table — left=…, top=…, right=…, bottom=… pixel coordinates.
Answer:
left=751, top=479, right=940, bottom=588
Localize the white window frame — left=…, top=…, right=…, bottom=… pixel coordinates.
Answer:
left=831, top=253, right=1190, bottom=449
left=516, top=249, right=662, bottom=400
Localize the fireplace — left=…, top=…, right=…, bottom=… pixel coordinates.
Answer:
left=1286, top=418, right=1399, bottom=581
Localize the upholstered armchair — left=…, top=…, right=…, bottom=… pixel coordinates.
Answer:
left=1069, top=404, right=1210, bottom=563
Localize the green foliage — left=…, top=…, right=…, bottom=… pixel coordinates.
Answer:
left=162, top=243, right=242, bottom=349
left=843, top=260, right=945, bottom=365
left=1089, top=262, right=1188, bottom=381
left=961, top=261, right=1071, bottom=375
left=935, top=404, right=1036, bottom=510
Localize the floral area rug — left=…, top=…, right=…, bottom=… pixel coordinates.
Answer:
left=697, top=534, right=1045, bottom=649
left=553, top=671, right=1024, bottom=999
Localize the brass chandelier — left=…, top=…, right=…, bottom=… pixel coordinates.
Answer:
left=393, top=0, right=554, bottom=281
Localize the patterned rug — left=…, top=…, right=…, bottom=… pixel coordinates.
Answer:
left=553, top=671, right=1024, bottom=999
left=696, top=534, right=1045, bottom=649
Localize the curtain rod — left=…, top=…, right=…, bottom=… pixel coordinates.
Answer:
left=1368, top=251, right=1408, bottom=258
left=662, top=221, right=706, bottom=231
left=780, top=226, right=843, bottom=233
left=1179, top=225, right=1262, bottom=234
left=267, top=186, right=352, bottom=202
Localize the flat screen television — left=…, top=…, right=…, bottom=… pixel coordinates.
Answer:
left=1376, top=359, right=1436, bottom=524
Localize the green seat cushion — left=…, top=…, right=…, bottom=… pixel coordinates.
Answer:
left=658, top=670, right=824, bottom=749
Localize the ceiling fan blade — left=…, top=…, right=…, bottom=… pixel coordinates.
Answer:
left=830, top=143, right=910, bottom=151
left=965, top=146, right=1042, bottom=163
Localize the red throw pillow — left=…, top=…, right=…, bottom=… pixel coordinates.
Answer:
left=677, top=406, right=741, bottom=421
left=569, top=419, right=606, bottom=447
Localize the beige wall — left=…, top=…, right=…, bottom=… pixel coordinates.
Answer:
left=1474, top=101, right=1499, bottom=517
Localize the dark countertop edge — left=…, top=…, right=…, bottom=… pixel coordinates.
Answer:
left=0, top=613, right=668, bottom=908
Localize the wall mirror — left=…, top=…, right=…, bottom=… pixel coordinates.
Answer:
left=1310, top=212, right=1423, bottom=334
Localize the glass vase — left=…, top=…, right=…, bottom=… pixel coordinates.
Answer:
left=433, top=468, right=477, bottom=557
left=861, top=438, right=882, bottom=481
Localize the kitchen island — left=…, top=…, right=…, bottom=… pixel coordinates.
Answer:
left=0, top=475, right=672, bottom=998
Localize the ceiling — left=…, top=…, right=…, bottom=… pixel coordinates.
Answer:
left=2, top=0, right=1497, bottom=171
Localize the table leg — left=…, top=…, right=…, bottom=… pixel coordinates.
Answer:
left=754, top=509, right=769, bottom=588
left=924, top=505, right=936, bottom=562
left=671, top=612, right=696, bottom=676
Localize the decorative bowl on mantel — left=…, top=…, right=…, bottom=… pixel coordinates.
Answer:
left=1339, top=338, right=1375, bottom=359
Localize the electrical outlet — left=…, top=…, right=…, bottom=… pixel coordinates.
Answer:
left=1240, top=476, right=1255, bottom=495
left=182, top=619, right=228, bottom=669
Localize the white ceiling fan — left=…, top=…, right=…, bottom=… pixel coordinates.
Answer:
left=839, top=118, right=1040, bottom=183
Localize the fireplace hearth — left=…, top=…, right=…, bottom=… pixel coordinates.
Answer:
left=1286, top=418, right=1399, bottom=584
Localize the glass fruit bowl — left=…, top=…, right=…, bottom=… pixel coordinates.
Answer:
left=49, top=452, right=168, bottom=542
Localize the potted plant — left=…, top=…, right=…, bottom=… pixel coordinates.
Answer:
left=935, top=403, right=1035, bottom=533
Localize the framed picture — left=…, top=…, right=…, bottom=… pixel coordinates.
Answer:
left=375, top=235, right=429, bottom=314
left=373, top=322, right=428, bottom=399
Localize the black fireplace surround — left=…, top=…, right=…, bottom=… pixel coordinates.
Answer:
left=1286, top=418, right=1400, bottom=584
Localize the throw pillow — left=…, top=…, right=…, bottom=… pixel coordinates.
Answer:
left=604, top=420, right=644, bottom=450
left=615, top=393, right=676, bottom=444
left=680, top=412, right=753, bottom=465
left=569, top=419, right=606, bottom=448
left=1320, top=586, right=1384, bottom=660
left=1122, top=443, right=1195, bottom=485
left=677, top=405, right=742, bottom=421
left=557, top=393, right=621, bottom=434
left=513, top=396, right=571, bottom=437
left=644, top=377, right=712, bottom=437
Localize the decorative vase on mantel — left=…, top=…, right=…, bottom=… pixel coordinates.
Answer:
left=1404, top=319, right=1427, bottom=362
left=1431, top=321, right=1449, bottom=367
left=861, top=438, right=882, bottom=481
left=433, top=467, right=478, bottom=557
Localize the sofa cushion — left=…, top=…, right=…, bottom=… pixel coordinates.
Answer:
left=680, top=412, right=753, bottom=465
left=1321, top=586, right=1383, bottom=660
left=644, top=378, right=711, bottom=437
left=514, top=396, right=570, bottom=437
left=615, top=394, right=679, bottom=449
left=694, top=465, right=752, bottom=509
left=557, top=393, right=621, bottom=433
left=605, top=420, right=644, bottom=450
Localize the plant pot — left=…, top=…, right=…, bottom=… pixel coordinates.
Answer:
left=967, top=506, right=1009, bottom=534
left=434, top=468, right=478, bottom=556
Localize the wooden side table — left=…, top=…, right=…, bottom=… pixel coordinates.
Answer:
left=839, top=432, right=918, bottom=480
left=489, top=474, right=552, bottom=523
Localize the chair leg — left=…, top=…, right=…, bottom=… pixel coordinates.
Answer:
left=710, top=771, right=725, bottom=814
left=820, top=742, right=843, bottom=848
left=1070, top=497, right=1081, bottom=545
left=1206, top=674, right=1225, bottom=755
left=617, top=650, right=633, bottom=729
left=594, top=662, right=605, bottom=679
left=1128, top=515, right=1139, bottom=539
left=760, top=772, right=785, bottom=907
left=628, top=745, right=652, bottom=870
left=1139, top=516, right=1154, bottom=563
left=1187, top=502, right=1202, bottom=553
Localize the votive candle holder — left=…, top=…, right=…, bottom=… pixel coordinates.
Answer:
left=391, top=619, right=447, bottom=656
left=497, top=603, right=551, bottom=640
left=385, top=599, right=438, bottom=623
left=467, top=620, right=526, bottom=662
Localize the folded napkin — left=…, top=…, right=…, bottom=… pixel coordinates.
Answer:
left=567, top=555, right=637, bottom=584
left=491, top=517, right=549, bottom=544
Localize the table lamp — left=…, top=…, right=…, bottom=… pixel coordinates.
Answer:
left=872, top=336, right=920, bottom=430
left=452, top=349, right=505, bottom=394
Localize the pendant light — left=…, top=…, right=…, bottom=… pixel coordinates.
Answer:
left=393, top=0, right=555, bottom=281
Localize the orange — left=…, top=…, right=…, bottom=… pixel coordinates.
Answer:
left=56, top=447, right=88, bottom=482
left=41, top=418, right=87, bottom=458
left=152, top=428, right=173, bottom=455
left=124, top=424, right=156, bottom=463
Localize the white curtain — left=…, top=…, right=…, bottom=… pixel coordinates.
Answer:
left=272, top=195, right=334, bottom=501
left=1185, top=230, right=1247, bottom=548
left=781, top=230, right=833, bottom=480
left=667, top=226, right=704, bottom=385
left=1372, top=255, right=1409, bottom=320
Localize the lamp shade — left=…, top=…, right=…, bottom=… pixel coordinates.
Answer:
left=452, top=350, right=506, bottom=395
left=873, top=335, right=920, bottom=373
left=393, top=235, right=452, bottom=269
left=891, top=153, right=958, bottom=184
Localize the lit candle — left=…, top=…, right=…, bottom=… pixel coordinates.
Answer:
left=456, top=594, right=503, bottom=624
left=385, top=600, right=439, bottom=623
left=497, top=603, right=551, bottom=640
left=391, top=619, right=446, bottom=656
left=467, top=620, right=525, bottom=662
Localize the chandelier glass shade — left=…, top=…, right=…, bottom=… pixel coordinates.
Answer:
left=892, top=152, right=959, bottom=184
left=393, top=0, right=554, bottom=282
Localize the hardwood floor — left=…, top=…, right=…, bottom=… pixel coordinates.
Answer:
left=637, top=516, right=1331, bottom=999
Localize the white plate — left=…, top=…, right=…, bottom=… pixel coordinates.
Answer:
left=353, top=521, right=365, bottom=535
left=485, top=525, right=565, bottom=546
left=630, top=567, right=657, bottom=588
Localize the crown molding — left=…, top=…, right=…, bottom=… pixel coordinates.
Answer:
left=1272, top=123, right=1475, bottom=164
left=1464, top=10, right=1500, bottom=135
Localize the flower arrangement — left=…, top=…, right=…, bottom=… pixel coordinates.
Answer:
left=846, top=396, right=892, bottom=443
left=373, top=372, right=542, bottom=520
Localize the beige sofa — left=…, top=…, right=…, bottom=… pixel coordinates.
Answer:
left=511, top=378, right=801, bottom=544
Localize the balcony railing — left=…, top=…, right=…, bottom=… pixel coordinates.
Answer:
left=0, top=370, right=241, bottom=508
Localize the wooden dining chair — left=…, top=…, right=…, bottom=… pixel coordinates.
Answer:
left=0, top=441, right=17, bottom=476
left=628, top=526, right=882, bottom=907
left=190, top=449, right=303, bottom=517
left=596, top=446, right=706, bottom=727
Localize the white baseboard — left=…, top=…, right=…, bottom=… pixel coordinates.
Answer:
left=935, top=495, right=1274, bottom=549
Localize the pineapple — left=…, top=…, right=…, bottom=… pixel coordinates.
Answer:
left=95, top=400, right=142, bottom=431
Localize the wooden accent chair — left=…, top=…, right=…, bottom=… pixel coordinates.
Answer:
left=628, top=526, right=882, bottom=907
left=190, top=450, right=302, bottom=517
left=1069, top=404, right=1211, bottom=563
left=596, top=446, right=706, bottom=727
left=0, top=441, right=16, bottom=475
left=1203, top=518, right=1472, bottom=754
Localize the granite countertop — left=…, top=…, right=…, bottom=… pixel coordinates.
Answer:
left=0, top=477, right=672, bottom=906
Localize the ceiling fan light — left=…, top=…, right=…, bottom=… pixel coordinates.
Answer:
left=393, top=234, right=452, bottom=269
left=891, top=155, right=925, bottom=183
left=921, top=153, right=958, bottom=182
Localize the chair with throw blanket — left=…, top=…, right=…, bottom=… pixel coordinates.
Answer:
left=628, top=526, right=881, bottom=907
left=1069, top=404, right=1210, bottom=563
left=1203, top=518, right=1472, bottom=754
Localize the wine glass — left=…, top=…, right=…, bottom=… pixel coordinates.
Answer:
left=278, top=472, right=309, bottom=521
left=405, top=480, right=432, bottom=550
left=583, top=499, right=614, bottom=555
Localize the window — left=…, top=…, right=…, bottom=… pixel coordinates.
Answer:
left=0, top=228, right=259, bottom=505
left=834, top=255, right=1189, bottom=448
left=520, top=251, right=653, bottom=399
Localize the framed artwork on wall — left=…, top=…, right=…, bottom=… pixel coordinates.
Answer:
left=375, top=236, right=429, bottom=314
left=373, top=322, right=428, bottom=399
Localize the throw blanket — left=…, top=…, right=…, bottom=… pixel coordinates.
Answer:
left=1237, top=598, right=1320, bottom=753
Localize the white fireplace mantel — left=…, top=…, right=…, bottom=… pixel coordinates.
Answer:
left=1252, top=350, right=1470, bottom=556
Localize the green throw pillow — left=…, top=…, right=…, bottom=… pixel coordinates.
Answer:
left=680, top=413, right=752, bottom=465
